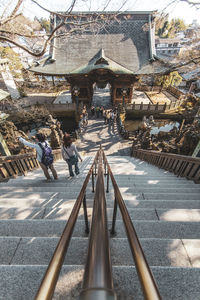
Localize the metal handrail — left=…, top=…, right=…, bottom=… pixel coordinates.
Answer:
left=34, top=151, right=100, bottom=300
left=80, top=149, right=117, bottom=300
left=103, top=151, right=162, bottom=300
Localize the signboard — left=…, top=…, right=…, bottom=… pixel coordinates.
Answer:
left=192, top=140, right=200, bottom=158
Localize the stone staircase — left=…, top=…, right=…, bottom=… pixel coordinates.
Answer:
left=0, top=155, right=199, bottom=300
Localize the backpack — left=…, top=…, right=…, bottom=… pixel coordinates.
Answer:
left=38, top=142, right=54, bottom=167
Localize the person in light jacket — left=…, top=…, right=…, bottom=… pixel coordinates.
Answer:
left=62, top=134, right=82, bottom=178
left=19, top=133, right=58, bottom=181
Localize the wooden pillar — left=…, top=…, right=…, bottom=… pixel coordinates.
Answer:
left=129, top=86, right=133, bottom=103
left=0, top=133, right=11, bottom=156
left=112, top=86, right=116, bottom=105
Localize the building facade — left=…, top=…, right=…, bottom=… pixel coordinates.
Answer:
left=30, top=11, right=168, bottom=106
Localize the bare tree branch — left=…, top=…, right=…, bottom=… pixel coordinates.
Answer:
left=30, top=0, right=76, bottom=18
left=10, top=0, right=23, bottom=17
left=67, top=0, right=77, bottom=13
left=0, top=29, right=44, bottom=38
left=162, top=0, right=200, bottom=12
left=0, top=13, right=22, bottom=26
left=0, top=16, right=66, bottom=56
left=179, top=0, right=200, bottom=8
left=0, top=35, right=46, bottom=56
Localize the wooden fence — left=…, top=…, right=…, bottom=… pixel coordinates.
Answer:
left=166, top=86, right=185, bottom=99
left=132, top=148, right=200, bottom=183
left=44, top=103, right=76, bottom=112
left=126, top=99, right=183, bottom=113
left=0, top=149, right=62, bottom=182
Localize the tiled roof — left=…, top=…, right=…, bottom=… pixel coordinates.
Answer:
left=70, top=48, right=133, bottom=74
left=30, top=12, right=168, bottom=75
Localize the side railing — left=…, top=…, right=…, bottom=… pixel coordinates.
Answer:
left=103, top=150, right=162, bottom=300
left=0, top=149, right=62, bottom=182
left=34, top=151, right=100, bottom=300
left=132, top=149, right=200, bottom=183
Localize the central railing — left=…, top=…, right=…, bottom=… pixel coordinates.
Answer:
left=80, top=149, right=116, bottom=299
left=34, top=147, right=162, bottom=300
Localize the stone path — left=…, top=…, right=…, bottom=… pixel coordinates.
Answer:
left=76, top=87, right=132, bottom=156
left=77, top=117, right=132, bottom=156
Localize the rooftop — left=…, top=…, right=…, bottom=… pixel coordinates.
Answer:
left=30, top=11, right=168, bottom=76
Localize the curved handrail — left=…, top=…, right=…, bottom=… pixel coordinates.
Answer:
left=80, top=149, right=117, bottom=300
left=103, top=151, right=162, bottom=300
left=34, top=150, right=99, bottom=300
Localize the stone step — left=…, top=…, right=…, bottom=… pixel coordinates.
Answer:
left=1, top=177, right=196, bottom=187
left=1, top=184, right=197, bottom=196
left=0, top=198, right=199, bottom=210
left=1, top=185, right=200, bottom=195
left=119, top=200, right=200, bottom=209
left=1, top=237, right=199, bottom=267
left=0, top=219, right=199, bottom=239
left=0, top=207, right=157, bottom=221
left=0, top=265, right=199, bottom=300
left=115, top=181, right=196, bottom=187
left=0, top=189, right=199, bottom=201
left=115, top=187, right=200, bottom=194
left=0, top=207, right=199, bottom=222
left=1, top=181, right=198, bottom=192
left=113, top=174, right=188, bottom=180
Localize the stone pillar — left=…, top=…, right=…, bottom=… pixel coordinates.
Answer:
left=0, top=133, right=11, bottom=156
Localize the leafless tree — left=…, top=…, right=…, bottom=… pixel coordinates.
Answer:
left=0, top=0, right=128, bottom=57
left=0, top=0, right=199, bottom=72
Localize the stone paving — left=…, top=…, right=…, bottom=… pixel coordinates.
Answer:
left=77, top=117, right=132, bottom=156
left=77, top=88, right=132, bottom=156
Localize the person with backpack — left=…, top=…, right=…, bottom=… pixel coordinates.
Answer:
left=62, top=134, right=82, bottom=178
left=18, top=133, right=58, bottom=181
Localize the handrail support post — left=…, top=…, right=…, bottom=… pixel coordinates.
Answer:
left=104, top=161, right=107, bottom=176
left=110, top=196, right=118, bottom=235
left=83, top=194, right=90, bottom=234
left=106, top=172, right=109, bottom=193
left=95, top=162, right=97, bottom=176
left=92, top=169, right=95, bottom=193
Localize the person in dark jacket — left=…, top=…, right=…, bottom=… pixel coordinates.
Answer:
left=19, top=133, right=58, bottom=181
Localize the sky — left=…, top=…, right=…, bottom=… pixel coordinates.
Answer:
left=2, top=0, right=200, bottom=25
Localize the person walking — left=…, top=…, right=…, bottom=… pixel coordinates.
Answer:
left=18, top=133, right=58, bottom=181
left=82, top=112, right=88, bottom=127
left=62, top=134, right=83, bottom=178
left=100, top=106, right=104, bottom=117
left=106, top=110, right=111, bottom=125
left=91, top=105, right=95, bottom=117
left=103, top=108, right=106, bottom=124
left=96, top=106, right=100, bottom=118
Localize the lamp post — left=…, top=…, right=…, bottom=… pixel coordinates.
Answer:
left=73, top=86, right=80, bottom=111
left=121, top=88, right=128, bottom=107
